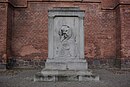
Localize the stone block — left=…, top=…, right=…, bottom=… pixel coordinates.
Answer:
left=45, top=62, right=67, bottom=70
left=34, top=70, right=99, bottom=81
left=67, top=62, right=88, bottom=70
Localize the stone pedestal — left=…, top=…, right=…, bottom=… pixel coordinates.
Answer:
left=34, top=7, right=99, bottom=81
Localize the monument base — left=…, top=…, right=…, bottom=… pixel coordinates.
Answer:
left=45, top=58, right=88, bottom=70
left=34, top=58, right=99, bottom=81
left=34, top=70, right=99, bottom=81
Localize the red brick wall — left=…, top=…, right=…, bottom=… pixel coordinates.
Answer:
left=13, top=2, right=49, bottom=59
left=120, top=5, right=130, bottom=68
left=0, top=0, right=130, bottom=68
left=6, top=4, right=14, bottom=68
left=115, top=6, right=121, bottom=58
left=0, top=1, right=14, bottom=69
left=12, top=2, right=118, bottom=68
left=0, top=3, right=8, bottom=68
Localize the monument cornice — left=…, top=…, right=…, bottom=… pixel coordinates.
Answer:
left=48, top=7, right=84, bottom=17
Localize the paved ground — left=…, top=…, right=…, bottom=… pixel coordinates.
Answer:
left=0, top=68, right=130, bottom=87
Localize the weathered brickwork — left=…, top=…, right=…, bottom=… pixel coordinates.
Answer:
left=12, top=2, right=49, bottom=60
left=101, top=0, right=119, bottom=9
left=120, top=5, right=130, bottom=68
left=113, top=6, right=122, bottom=68
left=11, top=2, right=118, bottom=68
left=0, top=3, right=8, bottom=69
left=6, top=4, right=14, bottom=69
left=15, top=58, right=45, bottom=68
left=120, top=0, right=130, bottom=4
left=0, top=0, right=130, bottom=69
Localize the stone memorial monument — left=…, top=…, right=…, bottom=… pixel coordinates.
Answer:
left=34, top=7, right=99, bottom=81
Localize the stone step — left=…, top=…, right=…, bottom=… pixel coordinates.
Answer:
left=41, top=70, right=93, bottom=75
left=46, top=58, right=87, bottom=62
left=45, top=62, right=88, bottom=70
left=34, top=70, right=99, bottom=81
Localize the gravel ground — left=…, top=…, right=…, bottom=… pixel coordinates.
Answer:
left=0, top=69, right=130, bottom=87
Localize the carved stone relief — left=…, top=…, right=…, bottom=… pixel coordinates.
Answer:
left=57, top=25, right=72, bottom=57
left=54, top=17, right=79, bottom=58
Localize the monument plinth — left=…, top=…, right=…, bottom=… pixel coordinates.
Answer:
left=34, top=7, right=99, bottom=81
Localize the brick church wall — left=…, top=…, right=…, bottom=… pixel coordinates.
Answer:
left=120, top=5, right=130, bottom=68
left=0, top=3, right=8, bottom=69
left=0, top=0, right=130, bottom=69
left=6, top=3, right=14, bottom=69
left=12, top=2, right=117, bottom=68
left=115, top=6, right=121, bottom=68
left=0, top=1, right=14, bottom=69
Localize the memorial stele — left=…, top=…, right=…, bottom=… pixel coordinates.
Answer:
left=34, top=7, right=99, bottom=81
